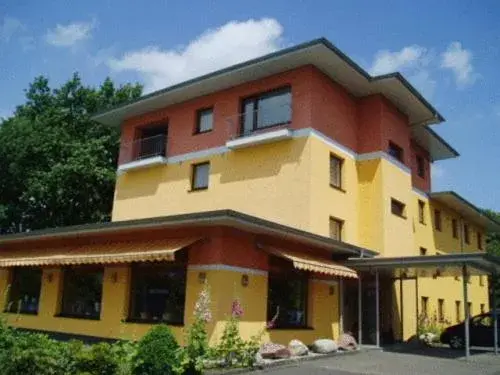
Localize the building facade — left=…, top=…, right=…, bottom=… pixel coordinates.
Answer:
left=0, top=39, right=497, bottom=345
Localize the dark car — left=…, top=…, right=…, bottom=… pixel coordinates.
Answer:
left=440, top=312, right=500, bottom=349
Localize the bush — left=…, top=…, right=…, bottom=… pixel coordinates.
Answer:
left=74, top=342, right=122, bottom=375
left=133, top=325, right=179, bottom=375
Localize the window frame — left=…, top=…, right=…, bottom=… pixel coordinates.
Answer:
left=391, top=198, right=406, bottom=219
left=416, top=155, right=425, bottom=178
left=455, top=300, right=461, bottom=323
left=329, top=216, right=344, bottom=241
left=240, top=86, right=292, bottom=135
left=452, top=219, right=459, bottom=239
left=194, top=107, right=214, bottom=134
left=5, top=267, right=42, bottom=315
left=329, top=153, right=344, bottom=191
left=418, top=200, right=426, bottom=224
left=59, top=266, right=104, bottom=320
left=421, top=296, right=429, bottom=317
left=434, top=209, right=442, bottom=231
left=464, top=224, right=470, bottom=244
left=190, top=162, right=210, bottom=191
left=438, top=298, right=445, bottom=322
left=388, top=141, right=404, bottom=163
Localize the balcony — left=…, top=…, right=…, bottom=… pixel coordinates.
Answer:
left=118, top=134, right=167, bottom=173
left=225, top=101, right=293, bottom=150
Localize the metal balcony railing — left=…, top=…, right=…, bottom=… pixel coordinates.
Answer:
left=119, top=134, right=167, bottom=166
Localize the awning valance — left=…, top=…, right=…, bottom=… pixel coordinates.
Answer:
left=266, top=247, right=358, bottom=279
left=0, top=238, right=201, bottom=267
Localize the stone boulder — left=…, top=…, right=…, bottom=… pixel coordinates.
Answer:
left=311, top=339, right=338, bottom=354
left=288, top=339, right=309, bottom=356
left=259, top=342, right=292, bottom=359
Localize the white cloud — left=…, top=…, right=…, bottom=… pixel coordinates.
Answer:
left=369, top=45, right=429, bottom=76
left=0, top=16, right=26, bottom=43
left=107, top=18, right=284, bottom=92
left=45, top=20, right=96, bottom=47
left=440, top=42, right=476, bottom=87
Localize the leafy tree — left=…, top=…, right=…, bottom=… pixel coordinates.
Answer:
left=484, top=209, right=500, bottom=308
left=0, top=74, right=142, bottom=233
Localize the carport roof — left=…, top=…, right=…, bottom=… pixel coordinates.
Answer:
left=345, top=252, right=500, bottom=278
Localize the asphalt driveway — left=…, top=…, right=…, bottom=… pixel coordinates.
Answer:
left=250, top=348, right=500, bottom=375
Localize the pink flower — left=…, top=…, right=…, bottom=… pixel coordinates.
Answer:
left=231, top=299, right=244, bottom=318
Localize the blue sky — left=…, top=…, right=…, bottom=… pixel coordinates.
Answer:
left=1, top=0, right=499, bottom=210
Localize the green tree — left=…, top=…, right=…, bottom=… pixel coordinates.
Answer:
left=0, top=74, right=142, bottom=233
left=484, top=209, right=500, bottom=309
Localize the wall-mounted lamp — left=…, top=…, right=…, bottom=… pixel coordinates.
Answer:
left=241, top=274, right=249, bottom=287
left=198, top=272, right=207, bottom=284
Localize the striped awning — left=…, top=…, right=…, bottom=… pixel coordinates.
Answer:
left=0, top=238, right=201, bottom=267
left=266, top=247, right=358, bottom=279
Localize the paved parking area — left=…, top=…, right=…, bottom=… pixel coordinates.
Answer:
left=251, top=348, right=500, bottom=375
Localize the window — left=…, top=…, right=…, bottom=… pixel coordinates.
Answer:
left=419, top=247, right=427, bottom=256
left=455, top=301, right=461, bottom=323
left=129, top=257, right=187, bottom=324
left=191, top=162, right=210, bottom=190
left=329, top=217, right=343, bottom=241
left=477, top=232, right=483, bottom=250
left=434, top=209, right=442, bottom=231
left=421, top=296, right=429, bottom=317
left=329, top=154, right=343, bottom=189
left=388, top=141, right=404, bottom=163
left=136, top=125, right=168, bottom=160
left=6, top=267, right=42, bottom=314
left=416, top=155, right=425, bottom=178
left=195, top=108, right=213, bottom=134
left=464, top=224, right=470, bottom=244
left=480, top=303, right=485, bottom=314
left=61, top=267, right=103, bottom=319
left=241, top=87, right=291, bottom=136
left=452, top=219, right=459, bottom=239
left=267, top=256, right=308, bottom=328
left=418, top=200, right=426, bottom=224
left=438, top=299, right=445, bottom=322
left=479, top=275, right=485, bottom=286
left=391, top=198, right=406, bottom=218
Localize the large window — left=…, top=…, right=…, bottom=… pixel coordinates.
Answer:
left=61, top=267, right=103, bottom=319
left=136, top=125, right=168, bottom=160
left=267, top=256, right=308, bottom=328
left=129, top=259, right=187, bottom=324
left=391, top=198, right=406, bottom=218
left=191, top=162, right=210, bottom=190
left=6, top=267, right=42, bottom=314
left=329, top=154, right=343, bottom=190
left=241, top=87, right=291, bottom=136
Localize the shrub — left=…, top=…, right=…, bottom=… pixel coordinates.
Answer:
left=133, top=325, right=179, bottom=375
left=74, top=342, right=121, bottom=375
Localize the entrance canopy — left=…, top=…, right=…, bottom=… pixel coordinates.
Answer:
left=0, top=238, right=200, bottom=267
left=344, top=252, right=500, bottom=278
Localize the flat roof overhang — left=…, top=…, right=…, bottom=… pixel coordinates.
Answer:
left=345, top=253, right=500, bottom=278
left=430, top=191, right=500, bottom=233
left=0, top=210, right=377, bottom=258
left=92, top=38, right=444, bottom=127
left=412, top=125, right=459, bottom=161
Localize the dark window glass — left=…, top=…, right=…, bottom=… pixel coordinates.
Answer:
left=329, top=154, right=343, bottom=189
left=196, top=108, right=213, bottom=133
left=452, top=219, right=459, bottom=239
left=267, top=257, right=308, bottom=328
left=129, top=260, right=187, bottom=324
left=434, top=209, right=442, bottom=231
left=6, top=267, right=42, bottom=314
left=416, top=155, right=425, bottom=178
left=464, top=224, right=470, bottom=244
left=191, top=162, right=210, bottom=190
left=61, top=267, right=103, bottom=319
left=391, top=198, right=406, bottom=218
left=418, top=200, right=425, bottom=224
left=136, top=125, right=168, bottom=160
left=241, top=87, right=291, bottom=136
left=388, top=141, right=404, bottom=163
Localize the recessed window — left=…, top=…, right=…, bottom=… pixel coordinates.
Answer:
left=135, top=125, right=168, bottom=160
left=477, top=232, right=483, bottom=250
left=416, top=155, right=425, bottom=178
left=267, top=256, right=308, bottom=329
left=421, top=296, right=429, bottom=317
left=329, top=154, right=343, bottom=190
left=329, top=217, right=344, bottom=241
left=434, top=209, right=442, bottom=231
left=388, top=141, right=404, bottom=163
left=464, top=224, right=470, bottom=244
left=191, top=162, right=210, bottom=190
left=455, top=301, right=461, bottom=323
left=418, top=200, right=426, bottom=224
left=195, top=108, right=213, bottom=134
left=452, top=219, right=459, bottom=239
left=419, top=247, right=427, bottom=256
left=129, top=258, right=187, bottom=324
left=241, top=87, right=291, bottom=136
left=391, top=198, right=406, bottom=218
left=6, top=267, right=42, bottom=314
left=480, top=303, right=485, bottom=314
left=438, top=298, right=445, bottom=322
left=61, top=267, right=103, bottom=319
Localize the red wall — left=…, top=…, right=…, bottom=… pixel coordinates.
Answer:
left=410, top=141, right=431, bottom=192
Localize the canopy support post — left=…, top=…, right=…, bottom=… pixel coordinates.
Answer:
left=339, top=277, right=344, bottom=334
left=492, top=275, right=498, bottom=355
left=462, top=264, right=470, bottom=360
left=358, top=273, right=363, bottom=347
left=375, top=269, right=380, bottom=347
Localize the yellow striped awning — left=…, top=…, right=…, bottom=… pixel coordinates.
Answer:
left=266, top=247, right=358, bottom=279
left=0, top=238, right=201, bottom=267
